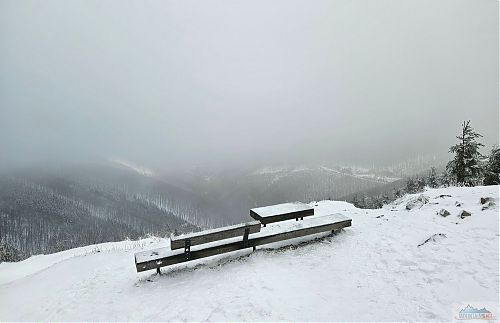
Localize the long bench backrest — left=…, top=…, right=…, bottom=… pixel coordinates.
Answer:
left=170, top=220, right=261, bottom=250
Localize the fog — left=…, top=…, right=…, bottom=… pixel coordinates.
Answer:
left=1, top=0, right=498, bottom=170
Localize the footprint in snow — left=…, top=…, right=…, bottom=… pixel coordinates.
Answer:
left=418, top=262, right=436, bottom=274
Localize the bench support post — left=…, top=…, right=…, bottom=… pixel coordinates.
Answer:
left=242, top=228, right=250, bottom=248
left=184, top=239, right=191, bottom=261
left=157, top=268, right=161, bottom=275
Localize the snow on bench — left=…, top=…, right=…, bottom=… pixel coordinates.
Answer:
left=170, top=221, right=261, bottom=250
left=134, top=213, right=351, bottom=273
left=250, top=202, right=314, bottom=225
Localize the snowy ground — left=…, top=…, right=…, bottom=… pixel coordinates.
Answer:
left=0, top=186, right=498, bottom=321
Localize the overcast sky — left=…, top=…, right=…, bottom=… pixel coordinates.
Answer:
left=0, top=0, right=498, bottom=170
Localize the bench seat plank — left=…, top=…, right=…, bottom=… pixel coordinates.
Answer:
left=135, top=213, right=351, bottom=272
left=170, top=221, right=261, bottom=250
left=250, top=202, right=314, bottom=224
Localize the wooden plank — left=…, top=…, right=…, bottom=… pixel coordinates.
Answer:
left=250, top=202, right=314, bottom=224
left=135, top=214, right=351, bottom=272
left=170, top=221, right=261, bottom=250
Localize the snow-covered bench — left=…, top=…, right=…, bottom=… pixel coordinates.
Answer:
left=134, top=203, right=351, bottom=274
left=250, top=202, right=314, bottom=226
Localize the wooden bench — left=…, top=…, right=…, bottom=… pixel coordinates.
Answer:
left=250, top=202, right=314, bottom=226
left=134, top=213, right=351, bottom=273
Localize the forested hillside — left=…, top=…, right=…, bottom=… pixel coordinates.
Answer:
left=0, top=164, right=207, bottom=261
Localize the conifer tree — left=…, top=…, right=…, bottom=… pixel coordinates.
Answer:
left=446, top=120, right=484, bottom=186
left=427, top=167, right=439, bottom=188
left=483, top=146, right=500, bottom=185
left=416, top=176, right=426, bottom=191
left=440, top=170, right=451, bottom=187
left=405, top=177, right=417, bottom=193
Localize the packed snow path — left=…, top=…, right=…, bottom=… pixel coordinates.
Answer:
left=0, top=186, right=498, bottom=321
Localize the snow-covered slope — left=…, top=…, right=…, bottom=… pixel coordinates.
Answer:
left=0, top=186, right=498, bottom=321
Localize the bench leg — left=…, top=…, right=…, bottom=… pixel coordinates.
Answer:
left=184, top=239, right=191, bottom=261
left=242, top=228, right=250, bottom=248
left=157, top=268, right=161, bottom=275
left=296, top=218, right=298, bottom=221
left=253, top=246, right=256, bottom=252
left=301, top=217, right=303, bottom=220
